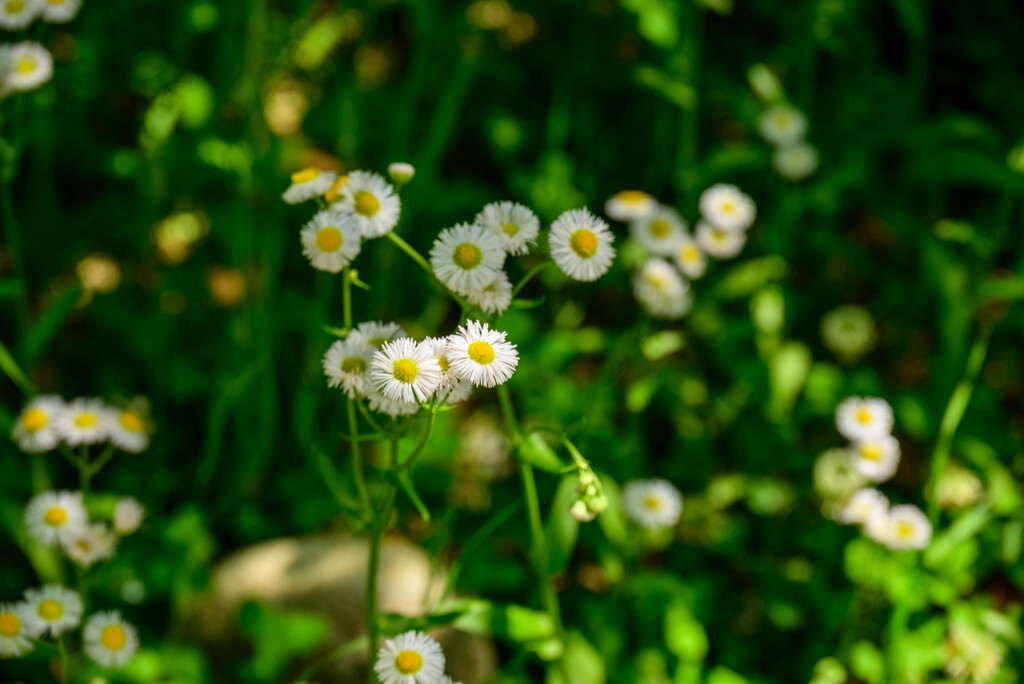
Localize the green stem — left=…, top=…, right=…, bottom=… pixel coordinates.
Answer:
left=348, top=399, right=371, bottom=519
left=1, top=157, right=29, bottom=335
left=86, top=443, right=117, bottom=479
left=384, top=232, right=468, bottom=308
left=366, top=429, right=399, bottom=682
left=512, top=260, right=553, bottom=298
left=395, top=402, right=437, bottom=473
left=676, top=3, right=704, bottom=195
left=58, top=634, right=71, bottom=683
left=79, top=446, right=90, bottom=496
left=0, top=337, right=36, bottom=395
left=343, top=266, right=353, bottom=330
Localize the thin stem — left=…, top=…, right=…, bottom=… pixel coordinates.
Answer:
left=1, top=158, right=29, bottom=335
left=512, top=260, right=553, bottom=298
left=86, top=443, right=117, bottom=479
left=676, top=2, right=704, bottom=195
left=366, top=431, right=399, bottom=683
left=79, top=446, right=90, bottom=496
left=384, top=232, right=468, bottom=308
left=0, top=338, right=37, bottom=395
left=348, top=399, right=371, bottom=518
left=395, top=401, right=437, bottom=473
left=342, top=266, right=353, bottom=331
left=58, top=634, right=71, bottom=683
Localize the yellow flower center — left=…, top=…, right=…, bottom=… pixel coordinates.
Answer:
left=290, top=167, right=320, bottom=184
left=452, top=243, right=482, bottom=270
left=341, top=357, right=367, bottom=374
left=75, top=538, right=91, bottom=553
left=0, top=612, right=20, bottom=637
left=100, top=625, right=127, bottom=651
left=719, top=201, right=736, bottom=215
left=16, top=57, right=35, bottom=74
left=855, top=408, right=873, bottom=424
left=616, top=190, right=649, bottom=205
left=467, top=341, right=495, bottom=365
left=649, top=220, right=670, bottom=238
left=681, top=245, right=699, bottom=263
left=48, top=0, right=67, bottom=4
left=395, top=650, right=423, bottom=674
left=38, top=599, right=63, bottom=621
left=120, top=411, right=144, bottom=432
left=437, top=356, right=450, bottom=372
left=502, top=222, right=520, bottom=236
left=773, top=111, right=792, bottom=129
left=569, top=229, right=598, bottom=258
left=316, top=226, right=343, bottom=252
left=353, top=191, right=380, bottom=217
left=367, top=337, right=386, bottom=347
left=392, top=358, right=418, bottom=384
left=22, top=408, right=48, bottom=433
left=44, top=506, right=68, bottom=527
left=896, top=522, right=914, bottom=539
left=859, top=444, right=882, bottom=462
left=324, top=175, right=348, bottom=203
left=6, top=0, right=24, bottom=13
left=644, top=495, right=661, bottom=510
left=74, top=412, right=97, bottom=428
left=644, top=272, right=666, bottom=289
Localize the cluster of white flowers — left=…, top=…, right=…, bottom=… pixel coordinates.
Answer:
left=604, top=184, right=756, bottom=320
left=323, top=319, right=518, bottom=416
left=827, top=397, right=932, bottom=550
left=11, top=395, right=152, bottom=454
left=757, top=104, right=818, bottom=181
left=374, top=630, right=462, bottom=684
left=0, top=588, right=138, bottom=667
left=0, top=0, right=83, bottom=96
left=24, top=490, right=144, bottom=567
left=622, top=478, right=683, bottom=530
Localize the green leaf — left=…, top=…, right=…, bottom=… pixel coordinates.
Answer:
left=849, top=639, right=885, bottom=684
left=596, top=473, right=629, bottom=549
left=20, top=284, right=80, bottom=364
left=517, top=432, right=567, bottom=473
left=547, top=631, right=605, bottom=684
left=706, top=666, right=749, bottom=684
left=545, top=475, right=581, bottom=573
left=451, top=598, right=556, bottom=644
left=664, top=600, right=708, bottom=663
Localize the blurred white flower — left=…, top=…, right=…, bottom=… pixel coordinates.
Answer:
left=758, top=105, right=808, bottom=146
left=430, top=222, right=506, bottom=296
left=24, top=491, right=87, bottom=547
left=773, top=142, right=819, bottom=181
left=282, top=167, right=337, bottom=205
left=322, top=338, right=375, bottom=398
left=835, top=397, right=893, bottom=441
left=698, top=183, right=756, bottom=232
left=549, top=208, right=616, bottom=281
left=11, top=395, right=65, bottom=453
left=850, top=435, right=901, bottom=483
left=629, top=205, right=687, bottom=256
left=23, top=585, right=82, bottom=636
left=475, top=201, right=540, bottom=256
left=336, top=170, right=401, bottom=238
left=633, top=258, right=691, bottom=320
left=84, top=611, right=139, bottom=669
left=623, top=479, right=683, bottom=530
left=605, top=190, right=658, bottom=222
left=695, top=220, right=746, bottom=260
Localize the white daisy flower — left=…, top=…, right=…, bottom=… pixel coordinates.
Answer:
left=629, top=206, right=687, bottom=256
left=604, top=190, right=658, bottom=222
left=440, top=678, right=464, bottom=684
left=773, top=142, right=819, bottom=181
left=348, top=320, right=407, bottom=349
left=282, top=167, right=337, bottom=205
left=365, top=385, right=420, bottom=417
left=835, top=396, right=894, bottom=441
left=24, top=491, right=87, bottom=547
left=438, top=377, right=474, bottom=406
left=633, top=259, right=691, bottom=320
left=0, top=0, right=40, bottom=30
left=0, top=602, right=39, bottom=658
left=23, top=585, right=82, bottom=636
left=475, top=201, right=540, bottom=256
left=112, top=497, right=145, bottom=536
left=84, top=611, right=139, bottom=669
left=837, top=488, right=888, bottom=526
left=873, top=504, right=933, bottom=551
left=11, top=395, right=65, bottom=453
left=387, top=162, right=416, bottom=186
left=57, top=397, right=111, bottom=446
left=465, top=270, right=513, bottom=315
left=337, top=170, right=401, bottom=238
left=850, top=435, right=901, bottom=483
left=622, top=479, right=683, bottom=530
left=445, top=320, right=518, bottom=388
left=2, top=42, right=52, bottom=93
left=300, top=209, right=362, bottom=273
left=373, top=630, right=446, bottom=684
left=108, top=407, right=150, bottom=453
left=40, top=0, right=80, bottom=23
left=698, top=183, right=756, bottom=232
left=370, top=338, right=443, bottom=404
left=63, top=523, right=117, bottom=567
left=429, top=223, right=505, bottom=296
left=420, top=337, right=474, bottom=406
left=548, top=208, right=616, bottom=282
left=322, top=338, right=375, bottom=398
left=674, top=235, right=707, bottom=280
left=695, top=220, right=746, bottom=260
left=757, top=105, right=808, bottom=147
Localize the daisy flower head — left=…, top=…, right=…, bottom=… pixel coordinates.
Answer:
left=370, top=338, right=443, bottom=404
left=466, top=269, right=513, bottom=315
left=757, top=105, right=808, bottom=147
left=698, top=183, right=756, bottom=232
left=876, top=504, right=933, bottom=551
left=63, top=523, right=117, bottom=567
left=475, top=201, right=540, bottom=256
left=365, top=385, right=421, bottom=417
left=629, top=205, right=687, bottom=256
left=549, top=208, right=616, bottom=282
left=24, top=491, right=87, bottom=547
left=337, top=170, right=401, bottom=238
left=23, top=585, right=82, bottom=636
left=446, top=320, right=519, bottom=388
left=439, top=377, right=474, bottom=406
left=11, top=394, right=65, bottom=453
left=0, top=0, right=40, bottom=30
left=837, top=488, right=888, bottom=526
left=2, top=42, right=52, bottom=93
left=623, top=479, right=683, bottom=530
left=604, top=190, right=658, bottom=222
left=387, top=162, right=416, bottom=187
left=850, top=435, right=901, bottom=483
left=420, top=337, right=474, bottom=406
left=429, top=222, right=505, bottom=296
left=373, top=630, right=446, bottom=684
left=348, top=320, right=407, bottom=349
left=773, top=142, right=819, bottom=181
left=812, top=448, right=866, bottom=500
left=300, top=209, right=362, bottom=273
left=835, top=396, right=894, bottom=441
left=84, top=611, right=139, bottom=669
left=633, top=258, right=691, bottom=320
left=112, top=497, right=145, bottom=536
left=674, top=235, right=707, bottom=280
left=695, top=220, right=746, bottom=260
left=57, top=397, right=111, bottom=446
left=282, top=167, right=337, bottom=205
left=40, top=0, right=80, bottom=23
left=108, top=406, right=151, bottom=453
left=0, top=602, right=39, bottom=658
left=322, top=338, right=375, bottom=398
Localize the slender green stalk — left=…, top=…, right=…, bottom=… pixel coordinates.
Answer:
left=676, top=2, right=705, bottom=195
left=87, top=443, right=117, bottom=479
left=1, top=154, right=29, bottom=335
left=342, top=267, right=371, bottom=518
left=343, top=267, right=353, bottom=331
left=512, top=260, right=553, bottom=298
left=58, top=634, right=71, bottom=684
left=0, top=338, right=37, bottom=395
left=79, top=446, right=90, bottom=496
left=395, top=402, right=437, bottom=473
left=384, top=232, right=468, bottom=308
left=366, top=431, right=399, bottom=683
